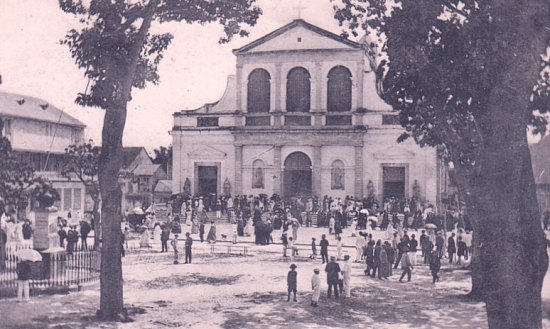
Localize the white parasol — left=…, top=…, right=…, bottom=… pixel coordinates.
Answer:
left=16, top=249, right=43, bottom=262
left=425, top=223, right=437, bottom=229
left=359, top=209, right=369, bottom=214
left=132, top=207, right=145, bottom=215
left=367, top=216, right=378, bottom=223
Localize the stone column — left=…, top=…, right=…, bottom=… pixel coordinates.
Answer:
left=354, top=146, right=364, bottom=198
left=273, top=63, right=283, bottom=127
left=355, top=60, right=364, bottom=110
left=273, top=145, right=282, bottom=195
left=314, top=62, right=324, bottom=127
left=313, top=146, right=322, bottom=197
left=236, top=63, right=243, bottom=111
left=235, top=145, right=243, bottom=195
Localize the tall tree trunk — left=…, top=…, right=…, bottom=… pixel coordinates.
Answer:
left=97, top=104, right=127, bottom=320
left=475, top=3, right=548, bottom=326
left=96, top=3, right=156, bottom=320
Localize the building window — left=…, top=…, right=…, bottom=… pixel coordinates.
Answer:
left=63, top=188, right=72, bottom=211
left=73, top=188, right=82, bottom=210
left=247, top=69, right=271, bottom=113
left=252, top=159, right=265, bottom=189
left=327, top=66, right=352, bottom=112
left=286, top=67, right=311, bottom=113
left=197, top=117, right=219, bottom=127
left=331, top=160, right=345, bottom=190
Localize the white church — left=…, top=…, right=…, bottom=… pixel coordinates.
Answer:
left=171, top=19, right=440, bottom=203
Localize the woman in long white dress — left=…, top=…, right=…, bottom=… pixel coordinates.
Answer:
left=153, top=223, right=162, bottom=244
left=140, top=227, right=151, bottom=248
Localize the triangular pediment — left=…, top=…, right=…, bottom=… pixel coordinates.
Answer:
left=188, top=145, right=227, bottom=159
left=234, top=19, right=361, bottom=54
left=373, top=146, right=415, bottom=160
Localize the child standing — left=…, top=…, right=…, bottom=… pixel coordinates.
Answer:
left=287, top=264, right=298, bottom=302
left=310, top=237, right=317, bottom=260
left=311, top=268, right=321, bottom=307
left=281, top=232, right=289, bottom=257
left=16, top=259, right=31, bottom=302
left=171, top=234, right=179, bottom=264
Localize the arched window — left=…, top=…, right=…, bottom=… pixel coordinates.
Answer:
left=252, top=159, right=265, bottom=189
left=327, top=66, right=352, bottom=112
left=247, top=69, right=271, bottom=113
left=286, top=67, right=311, bottom=112
left=331, top=160, right=345, bottom=190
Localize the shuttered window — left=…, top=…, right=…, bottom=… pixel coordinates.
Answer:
left=286, top=67, right=311, bottom=113
left=327, top=66, right=352, bottom=112
left=247, top=69, right=271, bottom=113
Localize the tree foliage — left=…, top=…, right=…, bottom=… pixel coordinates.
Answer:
left=63, top=141, right=100, bottom=194
left=152, top=145, right=172, bottom=173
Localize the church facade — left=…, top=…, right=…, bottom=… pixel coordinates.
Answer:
left=171, top=20, right=439, bottom=204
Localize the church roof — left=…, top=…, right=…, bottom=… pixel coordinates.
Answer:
left=233, top=19, right=362, bottom=54
left=0, top=91, right=85, bottom=127
left=178, top=75, right=237, bottom=115
left=132, top=163, right=163, bottom=176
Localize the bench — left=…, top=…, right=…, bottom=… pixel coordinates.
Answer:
left=210, top=244, right=248, bottom=256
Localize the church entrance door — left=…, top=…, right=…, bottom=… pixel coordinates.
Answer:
left=283, top=152, right=312, bottom=197
left=197, top=165, right=218, bottom=196
left=382, top=166, right=406, bottom=200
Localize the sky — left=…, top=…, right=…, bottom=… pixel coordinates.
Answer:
left=0, top=0, right=343, bottom=151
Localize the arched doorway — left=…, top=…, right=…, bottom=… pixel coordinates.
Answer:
left=283, top=152, right=312, bottom=197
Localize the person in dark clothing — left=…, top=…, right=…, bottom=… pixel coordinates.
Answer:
left=409, top=234, right=418, bottom=265
left=160, top=225, right=170, bottom=252
left=184, top=232, right=193, bottom=264
left=543, top=210, right=550, bottom=231
left=419, top=230, right=428, bottom=257
left=120, top=230, right=126, bottom=257
left=22, top=221, right=33, bottom=240
left=429, top=250, right=441, bottom=283
left=16, top=260, right=31, bottom=301
left=320, top=234, right=329, bottom=264
left=447, top=233, right=456, bottom=264
left=456, top=236, right=467, bottom=265
left=398, top=246, right=413, bottom=282
left=422, top=237, right=434, bottom=264
left=287, top=263, right=298, bottom=302
left=199, top=222, right=205, bottom=243
left=373, top=241, right=382, bottom=277
left=80, top=221, right=91, bottom=250
left=325, top=256, right=341, bottom=298
left=394, top=239, right=405, bottom=269
left=58, top=226, right=67, bottom=248
left=66, top=227, right=78, bottom=255
left=383, top=241, right=395, bottom=277
left=364, top=241, right=375, bottom=276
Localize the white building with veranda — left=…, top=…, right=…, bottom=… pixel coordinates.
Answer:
left=171, top=19, right=439, bottom=203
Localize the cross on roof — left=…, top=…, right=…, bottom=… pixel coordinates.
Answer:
left=293, top=0, right=306, bottom=19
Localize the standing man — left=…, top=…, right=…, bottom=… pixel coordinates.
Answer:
left=184, top=232, right=193, bottom=264
left=199, top=221, right=205, bottom=243
left=325, top=256, right=341, bottom=298
left=435, top=231, right=445, bottom=259
left=287, top=264, right=298, bottom=302
left=311, top=268, right=321, bottom=307
left=398, top=246, right=413, bottom=282
left=80, top=220, right=91, bottom=250
left=341, top=255, right=352, bottom=298
left=320, top=234, right=329, bottom=264
left=447, top=232, right=456, bottom=264
left=160, top=225, right=170, bottom=253
left=409, top=234, right=418, bottom=266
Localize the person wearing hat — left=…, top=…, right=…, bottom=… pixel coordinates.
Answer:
left=171, top=234, right=179, bottom=264
left=287, top=264, right=298, bottom=302
left=325, top=256, right=341, bottom=298
left=320, top=234, right=329, bottom=264
left=311, top=268, right=321, bottom=307
left=399, top=246, right=413, bottom=282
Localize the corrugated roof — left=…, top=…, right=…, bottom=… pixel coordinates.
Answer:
left=530, top=136, right=550, bottom=185
left=154, top=179, right=172, bottom=193
left=0, top=91, right=85, bottom=127
left=132, top=163, right=162, bottom=176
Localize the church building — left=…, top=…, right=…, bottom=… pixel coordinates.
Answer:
left=171, top=19, right=438, bottom=204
